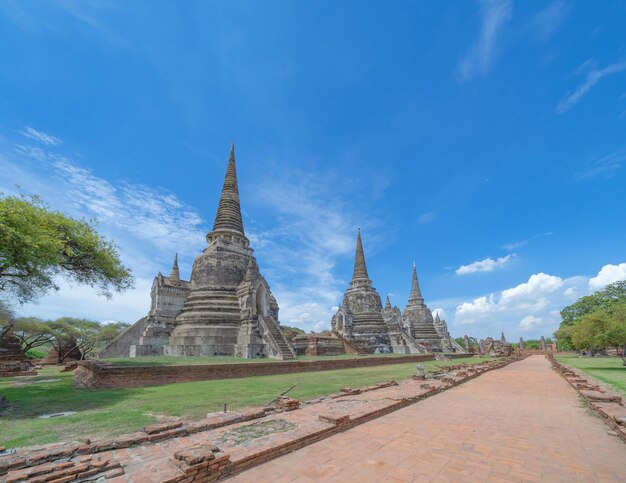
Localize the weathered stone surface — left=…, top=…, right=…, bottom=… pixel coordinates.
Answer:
left=97, top=144, right=294, bottom=361
left=0, top=329, right=37, bottom=377
left=402, top=264, right=449, bottom=352
left=331, top=229, right=391, bottom=352
left=319, top=413, right=351, bottom=425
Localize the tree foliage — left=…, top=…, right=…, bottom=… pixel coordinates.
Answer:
left=47, top=318, right=129, bottom=361
left=519, top=338, right=553, bottom=350
left=8, top=317, right=54, bottom=352
left=555, top=304, right=626, bottom=365
left=0, top=314, right=130, bottom=361
left=560, top=281, right=626, bottom=327
left=0, top=194, right=134, bottom=304
left=0, top=299, right=14, bottom=341
left=280, top=324, right=305, bottom=341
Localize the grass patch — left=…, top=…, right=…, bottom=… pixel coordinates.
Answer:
left=0, top=356, right=491, bottom=448
left=556, top=355, right=626, bottom=396
left=25, top=347, right=48, bottom=359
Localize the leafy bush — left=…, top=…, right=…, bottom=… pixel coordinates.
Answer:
left=25, top=347, right=48, bottom=359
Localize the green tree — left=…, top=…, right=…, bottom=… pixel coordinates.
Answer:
left=5, top=317, right=54, bottom=353
left=280, top=324, right=305, bottom=341
left=97, top=322, right=130, bottom=350
left=558, top=305, right=626, bottom=365
left=48, top=318, right=130, bottom=361
left=49, top=318, right=100, bottom=361
left=0, top=194, right=134, bottom=304
left=560, top=281, right=626, bottom=327
left=0, top=300, right=14, bottom=341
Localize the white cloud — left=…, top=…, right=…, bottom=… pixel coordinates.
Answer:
left=418, top=212, right=437, bottom=224
left=19, top=126, right=61, bottom=146
left=8, top=146, right=206, bottom=262
left=574, top=150, right=626, bottom=179
left=557, top=59, right=626, bottom=113
left=518, top=314, right=543, bottom=330
left=589, top=262, right=626, bottom=292
left=454, top=272, right=565, bottom=326
left=458, top=0, right=512, bottom=81
left=501, top=240, right=528, bottom=251
left=445, top=271, right=612, bottom=339
left=456, top=295, right=495, bottom=322
left=456, top=254, right=515, bottom=275
left=528, top=0, right=568, bottom=42
left=500, top=273, right=563, bottom=301
left=432, top=308, right=447, bottom=319
left=563, top=287, right=578, bottom=298
left=0, top=2, right=130, bottom=48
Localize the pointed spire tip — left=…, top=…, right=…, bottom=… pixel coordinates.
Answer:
left=352, top=228, right=369, bottom=281
left=212, top=142, right=245, bottom=235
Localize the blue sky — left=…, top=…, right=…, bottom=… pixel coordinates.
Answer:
left=1, top=0, right=625, bottom=340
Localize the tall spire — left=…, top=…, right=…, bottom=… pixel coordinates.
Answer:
left=169, top=253, right=180, bottom=283
left=352, top=228, right=370, bottom=280
left=212, top=143, right=245, bottom=235
left=385, top=294, right=392, bottom=310
left=408, top=262, right=423, bottom=303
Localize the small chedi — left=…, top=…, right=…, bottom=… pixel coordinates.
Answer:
left=330, top=230, right=462, bottom=354
left=100, top=145, right=295, bottom=360
left=0, top=328, right=37, bottom=376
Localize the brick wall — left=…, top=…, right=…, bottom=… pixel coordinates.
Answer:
left=74, top=353, right=471, bottom=388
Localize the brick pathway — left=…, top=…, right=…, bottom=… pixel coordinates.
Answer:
left=231, top=356, right=626, bottom=482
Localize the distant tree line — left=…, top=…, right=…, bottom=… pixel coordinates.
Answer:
left=555, top=281, right=626, bottom=365
left=0, top=302, right=129, bottom=362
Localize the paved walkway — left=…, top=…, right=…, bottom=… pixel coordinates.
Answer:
left=231, top=356, right=626, bottom=482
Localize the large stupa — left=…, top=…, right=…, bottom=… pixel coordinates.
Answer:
left=99, top=144, right=295, bottom=360
left=331, top=229, right=392, bottom=351
left=166, top=145, right=294, bottom=359
left=402, top=263, right=446, bottom=351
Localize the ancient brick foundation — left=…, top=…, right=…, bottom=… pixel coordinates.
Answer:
left=74, top=353, right=471, bottom=388
left=1, top=356, right=525, bottom=482
left=549, top=355, right=626, bottom=443
left=291, top=334, right=346, bottom=356
left=0, top=332, right=37, bottom=377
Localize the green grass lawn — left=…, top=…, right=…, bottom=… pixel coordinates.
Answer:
left=0, top=356, right=491, bottom=448
left=556, top=355, right=626, bottom=396
left=100, top=352, right=428, bottom=366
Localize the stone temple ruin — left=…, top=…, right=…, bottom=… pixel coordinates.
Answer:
left=330, top=230, right=463, bottom=354
left=100, top=145, right=295, bottom=360
left=100, top=144, right=463, bottom=360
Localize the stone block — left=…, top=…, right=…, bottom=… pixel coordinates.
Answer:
left=174, top=445, right=219, bottom=466
left=580, top=390, right=622, bottom=403
left=144, top=421, right=183, bottom=434
left=319, top=413, right=351, bottom=425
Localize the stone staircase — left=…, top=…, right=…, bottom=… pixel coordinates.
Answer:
left=260, top=315, right=296, bottom=360
left=449, top=338, right=466, bottom=353
left=398, top=327, right=428, bottom=354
